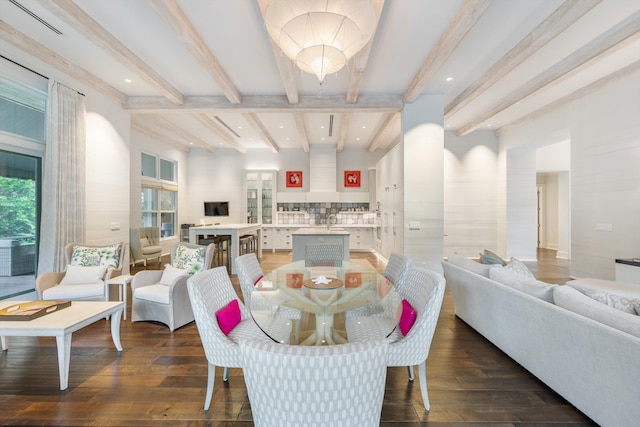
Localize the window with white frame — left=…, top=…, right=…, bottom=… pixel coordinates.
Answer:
left=141, top=152, right=177, bottom=238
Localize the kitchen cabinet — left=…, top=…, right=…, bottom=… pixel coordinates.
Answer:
left=350, top=227, right=374, bottom=251
left=246, top=170, right=275, bottom=224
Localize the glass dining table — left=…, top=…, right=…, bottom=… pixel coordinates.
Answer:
left=251, top=259, right=401, bottom=346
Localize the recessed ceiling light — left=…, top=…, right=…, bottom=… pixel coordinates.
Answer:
left=362, top=125, right=366, bottom=129
left=279, top=125, right=284, bottom=129
left=237, top=125, right=242, bottom=129
left=446, top=77, right=453, bottom=82
left=189, top=142, right=193, bottom=145
left=124, top=78, right=132, bottom=83
left=219, top=142, right=223, bottom=145
left=321, top=125, right=325, bottom=129
left=321, top=137, right=325, bottom=140
left=286, top=137, right=290, bottom=140
left=487, top=124, right=492, bottom=127
left=356, top=138, right=360, bottom=141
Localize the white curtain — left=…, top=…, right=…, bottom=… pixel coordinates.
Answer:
left=37, top=80, right=86, bottom=275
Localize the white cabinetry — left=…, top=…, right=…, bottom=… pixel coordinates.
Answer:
left=246, top=170, right=275, bottom=225
left=261, top=228, right=275, bottom=251
left=350, top=228, right=374, bottom=251
left=276, top=227, right=297, bottom=251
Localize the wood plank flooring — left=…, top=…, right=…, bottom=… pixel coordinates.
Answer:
left=0, top=249, right=597, bottom=426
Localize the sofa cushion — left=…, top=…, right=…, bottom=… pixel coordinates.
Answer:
left=60, top=264, right=108, bottom=285
left=134, top=284, right=170, bottom=304
left=489, top=266, right=557, bottom=303
left=43, top=282, right=105, bottom=300
left=447, top=254, right=491, bottom=277
left=553, top=285, right=640, bottom=338
left=479, top=249, right=507, bottom=265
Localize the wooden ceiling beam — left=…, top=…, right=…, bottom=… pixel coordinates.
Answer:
left=243, top=113, right=280, bottom=153
left=498, top=59, right=640, bottom=135
left=131, top=120, right=190, bottom=152
left=40, top=0, right=184, bottom=105
left=193, top=114, right=247, bottom=153
left=457, top=10, right=640, bottom=136
left=294, top=113, right=310, bottom=152
left=345, top=0, right=385, bottom=104
left=445, top=0, right=602, bottom=119
left=404, top=0, right=492, bottom=103
left=141, top=115, right=215, bottom=152
left=150, top=0, right=241, bottom=104
left=0, top=20, right=126, bottom=103
left=125, top=94, right=404, bottom=113
left=257, top=0, right=300, bottom=104
left=337, top=113, right=350, bottom=152
left=368, top=113, right=398, bottom=152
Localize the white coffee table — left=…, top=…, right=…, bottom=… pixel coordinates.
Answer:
left=0, top=300, right=124, bottom=390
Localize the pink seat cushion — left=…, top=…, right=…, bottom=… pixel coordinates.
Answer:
left=398, top=299, right=417, bottom=336
left=216, top=299, right=241, bottom=335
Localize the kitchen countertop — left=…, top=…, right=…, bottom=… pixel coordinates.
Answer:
left=262, top=224, right=375, bottom=228
left=292, top=227, right=350, bottom=235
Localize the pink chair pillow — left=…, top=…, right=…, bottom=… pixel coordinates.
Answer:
left=215, top=299, right=241, bottom=335
left=398, top=299, right=417, bottom=336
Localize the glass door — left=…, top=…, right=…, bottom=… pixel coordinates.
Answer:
left=246, top=173, right=259, bottom=223
left=261, top=172, right=273, bottom=224
left=0, top=150, right=41, bottom=299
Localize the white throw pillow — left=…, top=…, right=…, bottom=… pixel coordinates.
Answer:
left=59, top=264, right=108, bottom=285
left=160, top=264, right=188, bottom=286
left=504, top=257, right=535, bottom=279
left=490, top=266, right=557, bottom=303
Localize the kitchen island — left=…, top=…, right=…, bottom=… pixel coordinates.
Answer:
left=188, top=223, right=261, bottom=274
left=291, top=228, right=350, bottom=262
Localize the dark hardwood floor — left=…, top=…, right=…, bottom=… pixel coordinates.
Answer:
left=0, top=249, right=597, bottom=426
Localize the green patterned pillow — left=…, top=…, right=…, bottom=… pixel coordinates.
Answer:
left=173, top=244, right=206, bottom=275
left=71, top=243, right=122, bottom=269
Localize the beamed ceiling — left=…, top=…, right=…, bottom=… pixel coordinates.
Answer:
left=1, top=0, right=639, bottom=154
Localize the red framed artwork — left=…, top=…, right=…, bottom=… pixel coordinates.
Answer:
left=344, top=170, right=361, bottom=187
left=286, top=171, right=302, bottom=187
left=286, top=273, right=303, bottom=288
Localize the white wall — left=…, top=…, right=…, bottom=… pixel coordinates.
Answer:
left=444, top=131, right=498, bottom=258
left=402, top=95, right=444, bottom=272
left=499, top=72, right=640, bottom=279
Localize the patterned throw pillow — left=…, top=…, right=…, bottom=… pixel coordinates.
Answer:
left=173, top=244, right=206, bottom=275
left=70, top=243, right=121, bottom=269
left=581, top=288, right=640, bottom=315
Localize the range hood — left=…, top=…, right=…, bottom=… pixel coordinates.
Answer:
left=308, top=145, right=340, bottom=201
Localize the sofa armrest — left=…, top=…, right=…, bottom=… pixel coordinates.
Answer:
left=36, top=272, right=65, bottom=299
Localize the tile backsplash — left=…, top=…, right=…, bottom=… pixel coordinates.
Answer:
left=276, top=202, right=373, bottom=225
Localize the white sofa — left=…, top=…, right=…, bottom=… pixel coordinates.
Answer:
left=442, top=255, right=640, bottom=427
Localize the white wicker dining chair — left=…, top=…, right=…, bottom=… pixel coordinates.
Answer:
left=235, top=253, right=301, bottom=342
left=304, top=243, right=344, bottom=267
left=240, top=337, right=389, bottom=427
left=187, top=266, right=292, bottom=410
left=346, top=265, right=446, bottom=411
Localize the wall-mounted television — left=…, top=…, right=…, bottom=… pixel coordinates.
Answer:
left=204, top=201, right=229, bottom=217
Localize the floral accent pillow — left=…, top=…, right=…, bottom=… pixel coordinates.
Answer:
left=70, top=243, right=122, bottom=269
left=173, top=244, right=206, bottom=275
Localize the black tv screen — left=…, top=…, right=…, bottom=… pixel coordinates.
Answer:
left=204, top=201, right=229, bottom=217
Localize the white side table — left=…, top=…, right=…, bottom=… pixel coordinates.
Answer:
left=106, top=274, right=133, bottom=320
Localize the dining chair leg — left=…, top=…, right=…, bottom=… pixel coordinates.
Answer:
left=407, top=365, right=414, bottom=381
left=418, top=361, right=430, bottom=411
left=294, top=320, right=300, bottom=344
left=204, top=363, right=215, bottom=410
left=223, top=366, right=230, bottom=381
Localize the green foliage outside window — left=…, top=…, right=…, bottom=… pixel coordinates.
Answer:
left=0, top=176, right=36, bottom=243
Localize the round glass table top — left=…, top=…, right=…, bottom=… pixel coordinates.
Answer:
left=250, top=260, right=401, bottom=345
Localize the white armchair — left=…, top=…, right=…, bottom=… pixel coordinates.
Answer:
left=130, top=242, right=214, bottom=331
left=240, top=338, right=389, bottom=427
left=129, top=227, right=162, bottom=267
left=36, top=242, right=126, bottom=301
